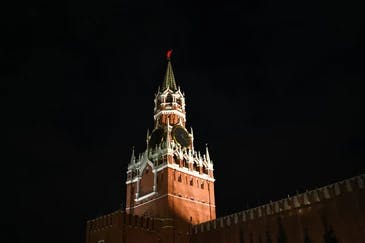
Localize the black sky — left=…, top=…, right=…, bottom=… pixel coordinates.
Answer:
left=4, top=0, right=365, bottom=243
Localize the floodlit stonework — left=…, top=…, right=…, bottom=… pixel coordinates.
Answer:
left=85, top=53, right=365, bottom=243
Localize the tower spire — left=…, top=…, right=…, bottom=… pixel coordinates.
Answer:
left=162, top=49, right=177, bottom=91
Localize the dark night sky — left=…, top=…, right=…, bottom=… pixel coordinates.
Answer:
left=4, top=0, right=365, bottom=243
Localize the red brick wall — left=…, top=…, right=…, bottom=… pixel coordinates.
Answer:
left=86, top=175, right=364, bottom=243
left=167, top=167, right=216, bottom=224
left=127, top=168, right=169, bottom=217
left=139, top=164, right=154, bottom=196
left=126, top=166, right=216, bottom=224
left=191, top=175, right=365, bottom=243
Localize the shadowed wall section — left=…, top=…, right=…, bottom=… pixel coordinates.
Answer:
left=86, top=174, right=364, bottom=243
left=191, top=174, right=365, bottom=243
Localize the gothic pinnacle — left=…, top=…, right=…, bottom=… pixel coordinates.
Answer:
left=205, top=143, right=211, bottom=163
left=130, top=146, right=135, bottom=164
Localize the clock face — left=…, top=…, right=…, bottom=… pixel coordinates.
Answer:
left=172, top=126, right=191, bottom=147
left=149, top=128, right=164, bottom=148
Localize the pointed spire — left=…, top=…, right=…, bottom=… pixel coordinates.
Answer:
left=162, top=49, right=178, bottom=91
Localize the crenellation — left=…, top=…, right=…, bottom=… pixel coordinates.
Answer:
left=357, top=175, right=364, bottom=188
left=257, top=207, right=262, bottom=217
left=234, top=213, right=238, bottom=224
left=266, top=204, right=272, bottom=215
left=334, top=182, right=341, bottom=195
left=293, top=195, right=300, bottom=208
left=226, top=216, right=231, bottom=226
left=273, top=201, right=280, bottom=213
left=249, top=209, right=254, bottom=220
left=313, top=189, right=320, bottom=202
left=322, top=186, right=331, bottom=199
left=283, top=198, right=291, bottom=210
left=345, top=179, right=353, bottom=192
left=206, top=221, right=211, bottom=231
left=190, top=174, right=364, bottom=237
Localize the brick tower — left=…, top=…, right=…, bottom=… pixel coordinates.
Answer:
left=125, top=51, right=216, bottom=225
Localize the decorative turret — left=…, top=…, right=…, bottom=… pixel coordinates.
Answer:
left=153, top=50, right=186, bottom=128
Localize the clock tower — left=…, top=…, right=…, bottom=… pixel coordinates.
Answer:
left=125, top=51, right=216, bottom=226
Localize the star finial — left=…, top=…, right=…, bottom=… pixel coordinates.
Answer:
left=166, top=49, right=173, bottom=60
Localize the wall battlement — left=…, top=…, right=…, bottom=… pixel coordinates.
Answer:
left=87, top=210, right=160, bottom=232
left=193, top=174, right=365, bottom=234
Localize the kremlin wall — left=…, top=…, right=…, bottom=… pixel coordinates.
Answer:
left=86, top=174, right=365, bottom=243
left=85, top=53, right=365, bottom=243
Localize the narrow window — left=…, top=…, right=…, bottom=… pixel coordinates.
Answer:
left=203, top=166, right=208, bottom=174
left=193, top=162, right=198, bottom=172
left=173, top=154, right=179, bottom=164
left=183, top=158, right=188, bottom=168
left=166, top=94, right=173, bottom=103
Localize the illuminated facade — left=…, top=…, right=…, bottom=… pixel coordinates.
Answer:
left=125, top=52, right=216, bottom=226
left=85, top=53, right=365, bottom=243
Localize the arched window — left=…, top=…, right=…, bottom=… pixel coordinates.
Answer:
left=203, top=165, right=208, bottom=174
left=166, top=94, right=173, bottom=103
left=183, top=158, right=188, bottom=168
left=193, top=162, right=198, bottom=172
left=173, top=154, right=179, bottom=164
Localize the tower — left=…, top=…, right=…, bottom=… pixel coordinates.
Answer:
left=125, top=51, right=216, bottom=225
